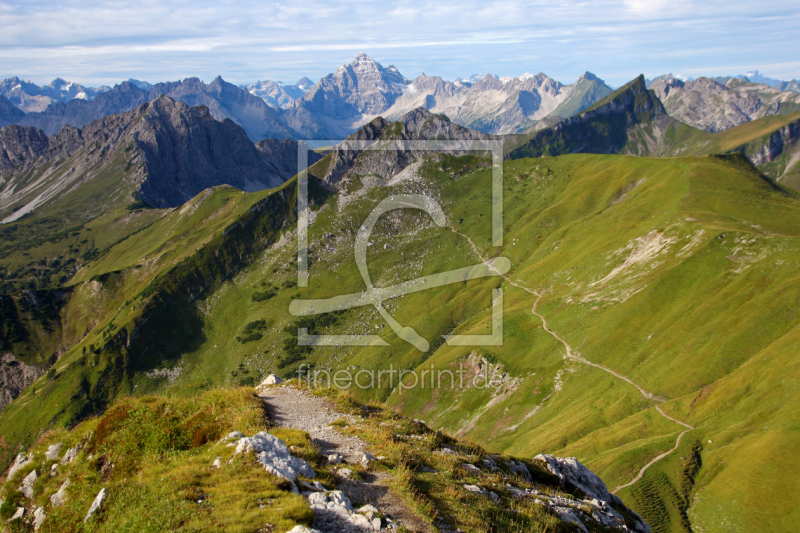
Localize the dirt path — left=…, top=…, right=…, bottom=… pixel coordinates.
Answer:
left=259, top=386, right=432, bottom=532
left=451, top=226, right=694, bottom=494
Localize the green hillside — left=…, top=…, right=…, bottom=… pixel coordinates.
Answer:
left=3, top=150, right=800, bottom=532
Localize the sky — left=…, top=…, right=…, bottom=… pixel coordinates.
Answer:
left=1, top=0, right=799, bottom=88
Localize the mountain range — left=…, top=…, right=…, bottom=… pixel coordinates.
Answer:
left=3, top=54, right=791, bottom=142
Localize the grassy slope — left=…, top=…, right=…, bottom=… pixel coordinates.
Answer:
left=0, top=387, right=314, bottom=532
left=0, top=182, right=295, bottom=471
left=0, top=139, right=164, bottom=294
left=4, top=152, right=800, bottom=532
left=131, top=152, right=800, bottom=532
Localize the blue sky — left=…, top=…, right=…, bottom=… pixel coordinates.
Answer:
left=1, top=0, right=799, bottom=88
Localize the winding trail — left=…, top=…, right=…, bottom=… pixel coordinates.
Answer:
left=451, top=226, right=694, bottom=494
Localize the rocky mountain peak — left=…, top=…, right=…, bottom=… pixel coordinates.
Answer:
left=296, top=77, right=314, bottom=91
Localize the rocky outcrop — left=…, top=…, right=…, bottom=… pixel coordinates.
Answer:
left=320, top=107, right=492, bottom=185
left=83, top=488, right=106, bottom=523
left=307, top=491, right=383, bottom=532
left=0, top=125, right=50, bottom=174
left=232, top=431, right=316, bottom=484
left=744, top=117, right=800, bottom=166
left=0, top=354, right=44, bottom=411
left=534, top=454, right=650, bottom=533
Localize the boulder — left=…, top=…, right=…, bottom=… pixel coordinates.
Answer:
left=50, top=479, right=70, bottom=506
left=19, top=469, right=38, bottom=498
left=33, top=507, right=46, bottom=531
left=234, top=432, right=315, bottom=481
left=505, top=460, right=532, bottom=482
left=327, top=453, right=343, bottom=465
left=60, top=444, right=81, bottom=465
left=84, top=488, right=107, bottom=523
left=7, top=507, right=24, bottom=522
left=286, top=527, right=321, bottom=533
left=45, top=443, right=62, bottom=461
left=534, top=454, right=611, bottom=502
left=463, top=484, right=487, bottom=496
left=359, top=452, right=375, bottom=469
left=260, top=374, right=282, bottom=386
left=7, top=453, right=31, bottom=479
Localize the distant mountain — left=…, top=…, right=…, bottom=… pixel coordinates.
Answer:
left=14, top=77, right=297, bottom=140
left=0, top=95, right=25, bottom=127
left=776, top=79, right=800, bottom=93
left=148, top=76, right=296, bottom=140
left=128, top=78, right=153, bottom=90
left=240, top=79, right=309, bottom=109
left=507, top=74, right=678, bottom=159
left=285, top=54, right=613, bottom=138
left=15, top=81, right=148, bottom=135
left=0, top=77, right=109, bottom=113
left=737, top=70, right=784, bottom=88
left=1, top=95, right=310, bottom=222
left=649, top=75, right=800, bottom=132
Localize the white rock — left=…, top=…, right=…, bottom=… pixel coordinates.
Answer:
left=84, top=488, right=107, bottom=523
left=307, top=492, right=328, bottom=507
left=359, top=452, right=375, bottom=468
left=50, top=464, right=58, bottom=477
left=211, top=456, right=221, bottom=469
left=7, top=507, right=24, bottom=522
left=461, top=463, right=481, bottom=474
left=327, top=453, right=343, bottom=465
left=358, top=504, right=379, bottom=514
left=50, top=478, right=71, bottom=506
left=60, top=444, right=81, bottom=465
left=45, top=443, right=63, bottom=461
left=234, top=432, right=315, bottom=481
left=33, top=507, right=46, bottom=531
left=217, top=431, right=244, bottom=445
left=337, top=468, right=353, bottom=478
left=328, top=491, right=353, bottom=511
left=260, top=374, right=282, bottom=386
left=534, top=454, right=611, bottom=502
left=553, top=506, right=588, bottom=533
left=505, top=460, right=532, bottom=482
left=505, top=484, right=526, bottom=500
left=19, top=469, right=38, bottom=498
left=463, top=484, right=487, bottom=496
left=286, top=526, right=321, bottom=533
left=7, top=453, right=31, bottom=479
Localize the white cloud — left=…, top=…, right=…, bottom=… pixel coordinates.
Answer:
left=0, top=0, right=797, bottom=87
